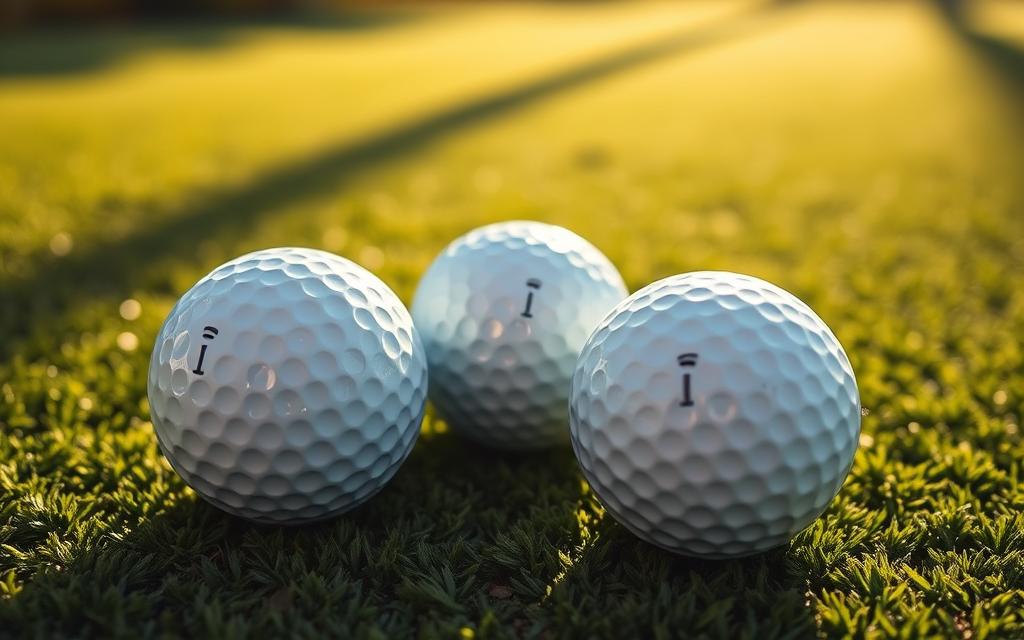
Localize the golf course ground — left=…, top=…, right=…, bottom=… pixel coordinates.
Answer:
left=1, top=1, right=1023, bottom=637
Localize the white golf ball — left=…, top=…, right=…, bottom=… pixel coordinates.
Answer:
left=147, top=247, right=428, bottom=524
left=569, top=271, right=860, bottom=558
left=412, top=221, right=627, bottom=450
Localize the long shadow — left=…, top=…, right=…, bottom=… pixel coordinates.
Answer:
left=0, top=430, right=587, bottom=636
left=0, top=0, right=799, bottom=350
left=932, top=0, right=1024, bottom=101
left=543, top=535, right=817, bottom=638
left=0, top=10, right=421, bottom=79
left=1, top=423, right=821, bottom=636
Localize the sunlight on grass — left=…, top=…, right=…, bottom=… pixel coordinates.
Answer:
left=973, top=0, right=1024, bottom=44
left=0, top=1, right=744, bottom=266
left=1, top=0, right=1023, bottom=636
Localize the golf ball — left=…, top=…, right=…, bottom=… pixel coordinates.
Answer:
left=412, top=221, right=627, bottom=450
left=147, top=247, right=428, bottom=524
left=569, top=271, right=860, bottom=558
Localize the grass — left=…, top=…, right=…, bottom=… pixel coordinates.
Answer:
left=1, top=0, right=1023, bottom=637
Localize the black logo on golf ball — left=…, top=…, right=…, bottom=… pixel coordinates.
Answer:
left=191, top=326, right=219, bottom=376
left=677, top=353, right=698, bottom=407
left=521, top=278, right=542, bottom=318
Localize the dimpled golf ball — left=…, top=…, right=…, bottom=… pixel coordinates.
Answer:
left=147, top=247, right=428, bottom=524
left=412, top=221, right=627, bottom=450
left=569, top=271, right=860, bottom=558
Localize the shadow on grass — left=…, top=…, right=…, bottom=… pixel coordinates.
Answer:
left=0, top=431, right=584, bottom=635
left=545, top=537, right=816, bottom=637
left=932, top=0, right=1024, bottom=101
left=0, top=428, right=817, bottom=636
left=0, top=10, right=422, bottom=79
left=1, top=0, right=801, bottom=353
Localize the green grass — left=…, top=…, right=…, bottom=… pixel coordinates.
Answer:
left=2, top=0, right=1024, bottom=637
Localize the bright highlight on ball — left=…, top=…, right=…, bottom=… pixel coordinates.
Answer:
left=412, top=221, right=628, bottom=450
left=147, top=247, right=428, bottom=524
left=569, top=271, right=860, bottom=558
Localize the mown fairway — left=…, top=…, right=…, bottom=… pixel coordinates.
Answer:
left=2, top=1, right=1024, bottom=637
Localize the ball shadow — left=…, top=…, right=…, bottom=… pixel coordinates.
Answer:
left=0, top=426, right=586, bottom=636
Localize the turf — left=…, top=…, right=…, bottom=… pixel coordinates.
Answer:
left=1, top=0, right=1023, bottom=637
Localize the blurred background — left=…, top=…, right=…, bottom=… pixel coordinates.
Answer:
left=2, top=0, right=378, bottom=28
left=2, top=0, right=1024, bottom=635
left=2, top=0, right=1022, bottom=341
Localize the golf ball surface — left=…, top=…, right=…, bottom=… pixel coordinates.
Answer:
left=569, top=271, right=860, bottom=558
left=148, top=248, right=428, bottom=524
left=412, top=221, right=627, bottom=450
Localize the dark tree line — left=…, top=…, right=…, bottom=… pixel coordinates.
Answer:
left=1, top=0, right=387, bottom=29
